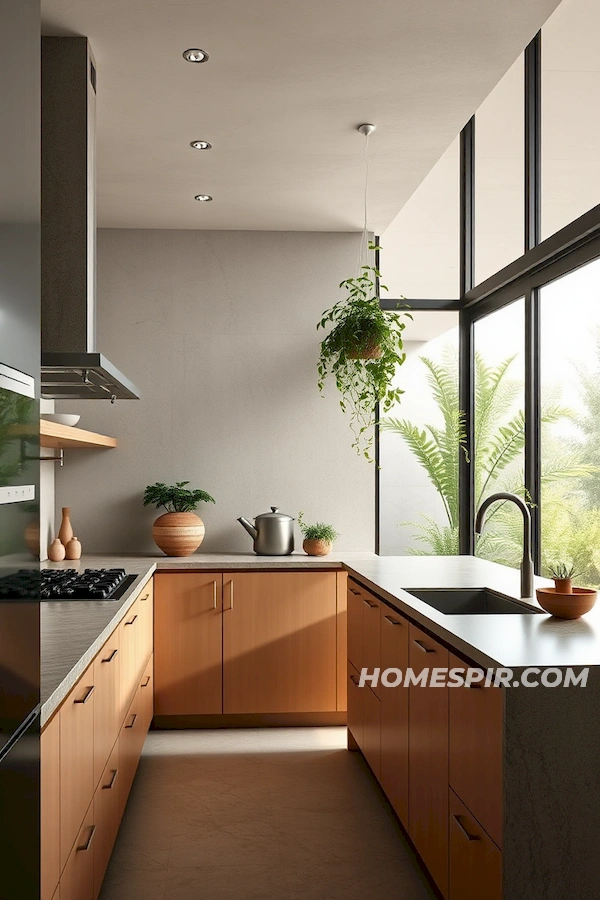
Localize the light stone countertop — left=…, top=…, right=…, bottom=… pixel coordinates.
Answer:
left=40, top=551, right=600, bottom=725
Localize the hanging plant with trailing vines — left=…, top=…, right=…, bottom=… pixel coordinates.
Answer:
left=317, top=242, right=411, bottom=461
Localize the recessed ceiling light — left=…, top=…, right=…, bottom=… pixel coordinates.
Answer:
left=190, top=140, right=212, bottom=150
left=194, top=194, right=212, bottom=202
left=183, top=48, right=209, bottom=63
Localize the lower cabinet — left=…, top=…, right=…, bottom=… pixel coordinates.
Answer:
left=449, top=789, right=502, bottom=900
left=93, top=742, right=121, bottom=898
left=347, top=661, right=363, bottom=749
left=60, top=803, right=95, bottom=900
left=362, top=683, right=381, bottom=781
left=379, top=604, right=409, bottom=827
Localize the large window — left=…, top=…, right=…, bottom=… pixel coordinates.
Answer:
left=540, top=258, right=600, bottom=586
left=542, top=0, right=600, bottom=239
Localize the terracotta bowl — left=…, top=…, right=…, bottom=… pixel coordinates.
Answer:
left=303, top=538, right=332, bottom=557
left=536, top=586, right=597, bottom=619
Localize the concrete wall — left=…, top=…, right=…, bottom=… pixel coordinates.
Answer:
left=54, top=229, right=374, bottom=554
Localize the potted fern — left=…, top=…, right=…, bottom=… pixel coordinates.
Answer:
left=297, top=512, right=339, bottom=556
left=143, top=481, right=215, bottom=557
left=317, top=243, right=411, bottom=461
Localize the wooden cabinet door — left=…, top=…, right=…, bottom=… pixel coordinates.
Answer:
left=41, top=713, right=60, bottom=900
left=449, top=652, right=503, bottom=848
left=59, top=801, right=95, bottom=900
left=223, top=572, right=337, bottom=714
left=136, top=579, right=153, bottom=672
left=347, top=580, right=364, bottom=671
left=60, top=665, right=95, bottom=870
left=449, top=789, right=502, bottom=900
left=118, top=599, right=140, bottom=722
left=93, top=628, right=120, bottom=789
left=93, top=742, right=120, bottom=899
left=408, top=623, right=449, bottom=898
left=362, top=685, right=381, bottom=781
left=118, top=688, right=145, bottom=819
left=362, top=589, right=381, bottom=699
left=380, top=604, right=409, bottom=827
left=154, top=573, right=223, bottom=715
left=347, top=661, right=364, bottom=749
left=139, top=654, right=154, bottom=733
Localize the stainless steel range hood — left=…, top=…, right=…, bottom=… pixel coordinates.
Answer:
left=41, top=37, right=139, bottom=401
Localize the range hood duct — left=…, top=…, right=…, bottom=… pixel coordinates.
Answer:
left=41, top=37, right=139, bottom=401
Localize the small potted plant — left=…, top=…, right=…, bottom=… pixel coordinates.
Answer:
left=536, top=561, right=597, bottom=619
left=143, top=481, right=215, bottom=557
left=317, top=242, right=411, bottom=462
left=547, top=562, right=580, bottom=595
left=297, top=512, right=339, bottom=557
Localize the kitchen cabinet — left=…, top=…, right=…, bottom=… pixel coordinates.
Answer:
left=336, top=571, right=348, bottom=712
left=59, top=802, right=95, bottom=900
left=362, top=684, right=381, bottom=780
left=408, top=622, right=449, bottom=898
left=347, top=661, right=363, bottom=749
left=136, top=580, right=154, bottom=676
left=118, top=684, right=145, bottom=819
left=154, top=573, right=223, bottom=715
left=60, top=664, right=96, bottom=870
left=119, top=600, right=140, bottom=719
left=41, top=712, right=60, bottom=900
left=93, top=628, right=120, bottom=788
left=449, top=789, right=502, bottom=900
left=379, top=604, right=409, bottom=827
left=449, top=651, right=503, bottom=848
left=347, top=579, right=364, bottom=671
left=139, top=655, right=154, bottom=734
left=93, top=742, right=120, bottom=898
left=222, top=571, right=337, bottom=713
left=362, top=589, right=381, bottom=699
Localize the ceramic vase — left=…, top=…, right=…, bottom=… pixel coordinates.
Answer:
left=58, top=507, right=74, bottom=546
left=65, top=536, right=82, bottom=560
left=152, top=512, right=205, bottom=557
left=48, top=538, right=66, bottom=562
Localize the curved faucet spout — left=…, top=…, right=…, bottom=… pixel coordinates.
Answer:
left=475, top=492, right=533, bottom=598
left=237, top=516, right=258, bottom=540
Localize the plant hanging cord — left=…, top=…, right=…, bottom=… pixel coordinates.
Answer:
left=356, top=130, right=372, bottom=276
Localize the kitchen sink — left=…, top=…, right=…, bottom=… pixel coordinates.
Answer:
left=404, top=587, right=541, bottom=615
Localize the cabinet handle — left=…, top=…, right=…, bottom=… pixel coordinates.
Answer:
left=452, top=814, right=480, bottom=841
left=74, top=685, right=95, bottom=704
left=125, top=713, right=137, bottom=729
left=363, top=599, right=377, bottom=609
left=102, top=769, right=118, bottom=790
left=349, top=674, right=360, bottom=686
left=140, top=592, right=150, bottom=602
left=413, top=639, right=434, bottom=654
left=125, top=614, right=138, bottom=626
left=384, top=615, right=401, bottom=626
left=141, top=675, right=151, bottom=688
left=101, top=648, right=118, bottom=663
left=213, top=580, right=218, bottom=610
left=77, top=824, right=96, bottom=852
left=349, top=587, right=361, bottom=596
left=225, top=580, right=234, bottom=610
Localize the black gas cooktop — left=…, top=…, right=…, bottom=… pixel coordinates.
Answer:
left=0, top=568, right=137, bottom=601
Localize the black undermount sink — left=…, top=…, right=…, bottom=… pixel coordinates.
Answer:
left=404, top=587, right=542, bottom=615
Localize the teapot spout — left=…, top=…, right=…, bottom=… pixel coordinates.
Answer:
left=237, top=516, right=258, bottom=540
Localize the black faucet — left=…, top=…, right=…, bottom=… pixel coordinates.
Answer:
left=475, top=492, right=534, bottom=598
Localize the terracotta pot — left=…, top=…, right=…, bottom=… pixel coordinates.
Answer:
left=65, top=536, right=82, bottom=560
left=536, top=586, right=597, bottom=619
left=347, top=339, right=382, bottom=360
left=554, top=578, right=572, bottom=594
left=58, top=507, right=73, bottom=546
left=48, top=538, right=66, bottom=562
left=303, top=538, right=332, bottom=557
left=152, top=511, right=205, bottom=557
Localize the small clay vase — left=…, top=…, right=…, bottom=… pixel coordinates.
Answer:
left=58, top=507, right=74, bottom=546
left=303, top=538, right=333, bottom=557
left=48, top=538, right=66, bottom=562
left=65, top=536, right=82, bottom=560
left=554, top=578, right=572, bottom=594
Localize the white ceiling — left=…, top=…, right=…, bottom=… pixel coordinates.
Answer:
left=41, top=0, right=560, bottom=232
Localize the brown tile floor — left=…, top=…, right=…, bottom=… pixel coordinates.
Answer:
left=99, top=727, right=437, bottom=900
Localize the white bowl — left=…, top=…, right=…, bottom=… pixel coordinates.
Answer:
left=41, top=413, right=81, bottom=427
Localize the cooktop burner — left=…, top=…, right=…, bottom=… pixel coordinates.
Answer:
left=0, top=568, right=137, bottom=601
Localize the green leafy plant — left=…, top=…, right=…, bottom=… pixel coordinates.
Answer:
left=143, top=481, right=215, bottom=513
left=297, top=511, right=339, bottom=543
left=547, top=562, right=580, bottom=581
left=317, top=243, right=411, bottom=461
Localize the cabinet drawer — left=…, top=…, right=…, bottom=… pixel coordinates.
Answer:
left=60, top=665, right=96, bottom=871
left=139, top=655, right=154, bottom=733
left=41, top=714, right=61, bottom=900
left=119, top=599, right=140, bottom=720
left=347, top=580, right=364, bottom=671
left=136, top=579, right=153, bottom=671
left=118, top=688, right=146, bottom=818
left=93, top=742, right=120, bottom=899
left=449, top=789, right=502, bottom=900
left=449, top=652, right=503, bottom=848
left=347, top=660, right=364, bottom=750
left=362, top=589, right=381, bottom=699
left=60, top=802, right=95, bottom=900
left=362, top=683, right=381, bottom=781
left=408, top=623, right=449, bottom=898
left=93, top=628, right=120, bottom=789
left=380, top=603, right=409, bottom=827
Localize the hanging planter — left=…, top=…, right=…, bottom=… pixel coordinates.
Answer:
left=316, top=125, right=411, bottom=462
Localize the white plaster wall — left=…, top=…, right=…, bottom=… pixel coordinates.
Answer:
left=55, top=229, right=374, bottom=553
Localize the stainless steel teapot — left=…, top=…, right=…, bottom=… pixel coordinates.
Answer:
left=237, top=507, right=295, bottom=555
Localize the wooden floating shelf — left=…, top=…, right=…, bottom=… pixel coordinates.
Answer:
left=40, top=420, right=117, bottom=449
